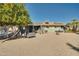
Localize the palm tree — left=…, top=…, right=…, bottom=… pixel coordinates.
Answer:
left=66, top=19, right=79, bottom=32
left=71, top=19, right=79, bottom=32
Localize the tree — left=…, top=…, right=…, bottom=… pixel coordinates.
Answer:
left=0, top=3, right=31, bottom=26
left=66, top=19, right=79, bottom=32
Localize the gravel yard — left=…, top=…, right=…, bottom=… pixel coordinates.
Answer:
left=0, top=32, right=79, bottom=56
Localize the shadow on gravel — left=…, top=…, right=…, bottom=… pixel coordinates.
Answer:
left=1, top=37, right=19, bottom=43
left=67, top=43, right=79, bottom=52
left=1, top=36, right=36, bottom=43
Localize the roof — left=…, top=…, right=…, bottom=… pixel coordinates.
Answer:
left=28, top=22, right=65, bottom=26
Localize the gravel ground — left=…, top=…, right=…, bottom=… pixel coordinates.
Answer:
left=0, top=32, right=79, bottom=56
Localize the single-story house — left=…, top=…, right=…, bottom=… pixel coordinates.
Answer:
left=28, top=22, right=65, bottom=33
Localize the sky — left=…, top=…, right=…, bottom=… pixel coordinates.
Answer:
left=25, top=3, right=79, bottom=23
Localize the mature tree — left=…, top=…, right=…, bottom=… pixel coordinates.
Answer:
left=0, top=3, right=31, bottom=26
left=66, top=19, right=79, bottom=32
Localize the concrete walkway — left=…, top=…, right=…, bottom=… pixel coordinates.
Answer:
left=0, top=32, right=79, bottom=56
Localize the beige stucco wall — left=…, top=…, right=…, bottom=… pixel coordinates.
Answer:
left=43, top=26, right=64, bottom=32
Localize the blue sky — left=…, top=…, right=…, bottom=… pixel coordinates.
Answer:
left=25, top=3, right=79, bottom=23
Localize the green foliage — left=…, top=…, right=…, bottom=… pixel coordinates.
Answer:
left=0, top=3, right=31, bottom=26
left=66, top=19, right=79, bottom=26
left=66, top=19, right=79, bottom=32
left=65, top=29, right=73, bottom=33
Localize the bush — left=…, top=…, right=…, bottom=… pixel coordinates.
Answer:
left=65, top=30, right=74, bottom=33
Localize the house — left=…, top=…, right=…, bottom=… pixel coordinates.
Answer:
left=28, top=21, right=65, bottom=33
